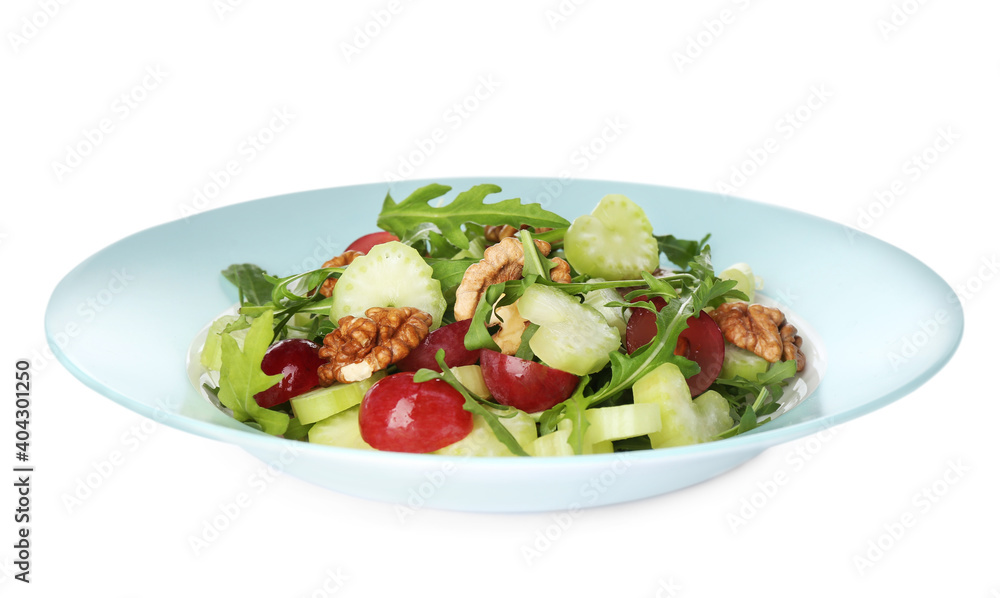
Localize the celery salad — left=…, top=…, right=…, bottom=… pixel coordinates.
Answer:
left=197, top=183, right=807, bottom=457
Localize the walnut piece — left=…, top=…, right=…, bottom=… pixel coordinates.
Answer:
left=453, top=237, right=572, bottom=321
left=709, top=302, right=806, bottom=372
left=317, top=250, right=364, bottom=297
left=484, top=224, right=554, bottom=243
left=317, top=306, right=433, bottom=384
left=491, top=301, right=529, bottom=355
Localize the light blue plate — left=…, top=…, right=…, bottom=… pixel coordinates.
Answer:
left=45, top=178, right=963, bottom=512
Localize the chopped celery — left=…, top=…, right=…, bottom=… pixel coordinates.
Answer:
left=719, top=344, right=770, bottom=380
left=584, top=403, right=662, bottom=444
left=450, top=365, right=490, bottom=400
left=290, top=371, right=385, bottom=425
left=435, top=406, right=537, bottom=457
left=308, top=406, right=373, bottom=450
left=633, top=363, right=733, bottom=448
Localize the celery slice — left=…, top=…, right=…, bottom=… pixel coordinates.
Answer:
left=307, top=406, right=373, bottom=450
left=584, top=403, right=662, bottom=444
left=435, top=406, right=537, bottom=457
left=290, top=371, right=385, bottom=425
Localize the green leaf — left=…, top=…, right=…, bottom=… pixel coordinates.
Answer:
left=562, top=377, right=591, bottom=454
left=217, top=311, right=289, bottom=436
left=428, top=258, right=478, bottom=298
left=655, top=233, right=711, bottom=270
left=463, top=280, right=529, bottom=352
left=222, top=264, right=276, bottom=306
left=519, top=230, right=555, bottom=281
left=377, top=183, right=570, bottom=251
left=514, top=323, right=540, bottom=361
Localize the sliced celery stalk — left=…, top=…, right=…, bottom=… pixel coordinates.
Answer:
left=633, top=363, right=733, bottom=448
left=435, top=406, right=537, bottom=457
left=719, top=344, right=770, bottom=380
left=584, top=403, right=662, bottom=444
left=291, top=370, right=385, bottom=425
left=308, top=406, right=372, bottom=450
left=450, top=365, right=490, bottom=400
left=529, top=429, right=574, bottom=457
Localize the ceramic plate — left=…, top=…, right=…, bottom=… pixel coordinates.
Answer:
left=45, top=177, right=963, bottom=512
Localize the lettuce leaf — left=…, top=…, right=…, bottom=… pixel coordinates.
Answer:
left=217, top=310, right=289, bottom=436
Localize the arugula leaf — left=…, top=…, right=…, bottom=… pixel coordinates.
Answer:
left=222, top=264, right=276, bottom=306
left=514, top=323, right=540, bottom=361
left=519, top=230, right=555, bottom=281
left=562, top=376, right=592, bottom=454
left=655, top=233, right=711, bottom=270
left=377, top=183, right=570, bottom=250
left=712, top=360, right=797, bottom=439
left=428, top=258, right=478, bottom=299
left=463, top=280, right=530, bottom=352
left=217, top=310, right=289, bottom=436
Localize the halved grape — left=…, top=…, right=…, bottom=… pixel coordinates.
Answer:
left=564, top=194, right=659, bottom=280
left=516, top=284, right=621, bottom=376
left=330, top=241, right=447, bottom=328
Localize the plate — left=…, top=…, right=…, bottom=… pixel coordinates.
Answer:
left=45, top=177, right=963, bottom=512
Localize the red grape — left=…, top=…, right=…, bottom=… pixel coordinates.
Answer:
left=254, top=339, right=326, bottom=408
left=625, top=302, right=725, bottom=396
left=359, top=372, right=473, bottom=453
left=345, top=231, right=399, bottom=254
left=396, top=319, right=481, bottom=372
left=479, top=350, right=579, bottom=413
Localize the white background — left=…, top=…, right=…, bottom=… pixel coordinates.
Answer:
left=2, top=0, right=998, bottom=596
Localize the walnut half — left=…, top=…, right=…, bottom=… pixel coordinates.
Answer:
left=709, top=302, right=806, bottom=372
left=317, top=307, right=433, bottom=384
left=453, top=237, right=571, bottom=321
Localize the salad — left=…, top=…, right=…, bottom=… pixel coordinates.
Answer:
left=196, top=183, right=808, bottom=457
